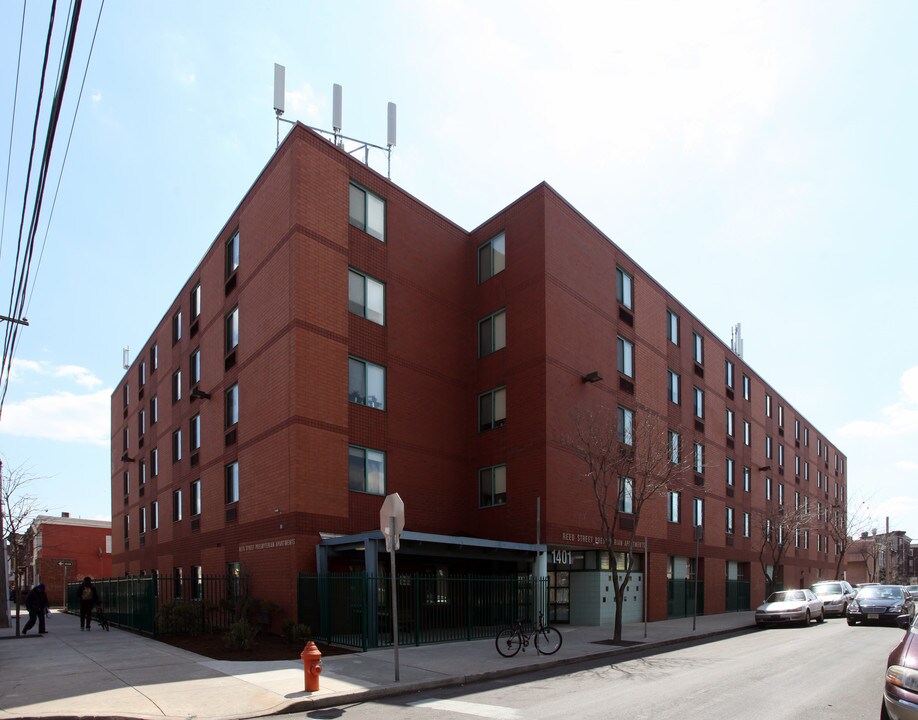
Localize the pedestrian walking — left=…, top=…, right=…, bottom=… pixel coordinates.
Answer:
left=79, top=576, right=100, bottom=631
left=22, top=583, right=49, bottom=635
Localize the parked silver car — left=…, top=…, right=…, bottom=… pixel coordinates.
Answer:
left=756, top=589, right=825, bottom=627
left=810, top=580, right=855, bottom=618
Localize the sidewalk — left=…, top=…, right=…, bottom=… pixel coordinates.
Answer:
left=0, top=609, right=756, bottom=719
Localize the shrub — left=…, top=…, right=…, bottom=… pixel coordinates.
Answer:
left=224, top=618, right=258, bottom=651
left=281, top=619, right=311, bottom=643
left=156, top=602, right=204, bottom=636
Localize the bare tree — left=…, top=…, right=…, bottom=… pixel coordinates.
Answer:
left=825, top=496, right=873, bottom=580
left=1, top=459, right=46, bottom=630
left=755, top=499, right=818, bottom=597
left=850, top=535, right=882, bottom=582
left=564, top=405, right=695, bottom=641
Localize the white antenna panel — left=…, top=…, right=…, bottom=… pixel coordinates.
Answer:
left=387, top=102, right=397, bottom=147
left=122, top=346, right=130, bottom=370
left=273, top=63, right=285, bottom=114
left=333, top=84, right=343, bottom=132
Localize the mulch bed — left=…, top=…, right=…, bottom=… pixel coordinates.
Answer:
left=155, top=632, right=356, bottom=662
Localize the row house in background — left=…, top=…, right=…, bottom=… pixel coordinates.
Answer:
left=111, top=123, right=847, bottom=627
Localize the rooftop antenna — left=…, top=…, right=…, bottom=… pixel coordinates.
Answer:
left=122, top=346, right=130, bottom=370
left=731, top=323, right=744, bottom=359
left=271, top=65, right=397, bottom=179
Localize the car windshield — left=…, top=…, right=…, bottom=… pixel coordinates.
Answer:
left=768, top=591, right=806, bottom=603
left=813, top=583, right=842, bottom=595
left=857, top=586, right=902, bottom=600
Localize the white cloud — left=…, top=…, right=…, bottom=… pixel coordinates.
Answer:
left=285, top=81, right=320, bottom=122
left=838, top=366, right=918, bottom=439
left=896, top=461, right=918, bottom=472
left=9, top=359, right=103, bottom=389
left=91, top=91, right=102, bottom=103
left=870, top=495, right=918, bottom=534
left=0, top=389, right=111, bottom=446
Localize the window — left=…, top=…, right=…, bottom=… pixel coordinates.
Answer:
left=778, top=404, right=784, bottom=427
left=225, top=461, right=239, bottom=504
left=694, top=443, right=704, bottom=474
left=743, top=374, right=750, bottom=400
left=138, top=409, right=146, bottom=437
left=766, top=476, right=772, bottom=500
left=743, top=420, right=751, bottom=446
left=139, top=506, right=147, bottom=535
left=617, top=336, right=634, bottom=378
left=804, top=427, right=809, bottom=446
left=616, top=267, right=633, bottom=309
left=349, top=183, right=386, bottom=241
left=765, top=393, right=772, bottom=418
left=348, top=269, right=385, bottom=325
left=765, top=435, right=772, bottom=459
left=190, top=414, right=201, bottom=452
left=225, top=383, right=239, bottom=428
left=726, top=457, right=734, bottom=486
left=795, top=491, right=800, bottom=511
left=743, top=512, right=750, bottom=538
left=123, top=427, right=129, bottom=451
left=725, top=359, right=734, bottom=388
left=151, top=395, right=158, bottom=424
left=191, top=565, right=203, bottom=600
left=804, top=461, right=809, bottom=481
left=138, top=361, right=146, bottom=388
left=725, top=507, right=735, bottom=535
left=123, top=514, right=130, bottom=542
left=150, top=343, right=158, bottom=371
left=190, top=480, right=202, bottom=516
left=190, top=348, right=201, bottom=386
left=139, top=459, right=146, bottom=485
left=123, top=471, right=130, bottom=495
left=693, top=386, right=704, bottom=419
left=172, top=429, right=182, bottom=462
left=618, top=476, right=634, bottom=514
left=794, top=418, right=800, bottom=440
left=225, top=230, right=240, bottom=277
left=726, top=408, right=734, bottom=437
left=668, top=370, right=680, bottom=404
left=778, top=444, right=784, bottom=467
left=151, top=500, right=159, bottom=530
left=478, top=309, right=506, bottom=357
left=348, top=357, right=386, bottom=409
left=817, top=470, right=822, bottom=488
left=172, top=369, right=182, bottom=403
left=172, top=310, right=182, bottom=345
left=778, top=483, right=784, bottom=506
left=173, top=567, right=183, bottom=599
left=190, top=283, right=201, bottom=321
left=478, top=231, right=506, bottom=283
left=693, top=332, right=703, bottom=364
left=765, top=519, right=772, bottom=542
left=172, top=489, right=183, bottom=522
left=743, top=466, right=751, bottom=492
left=225, top=307, right=239, bottom=353
left=151, top=448, right=159, bottom=477
left=478, top=464, right=507, bottom=508
left=693, top=498, right=704, bottom=527
left=348, top=445, right=386, bottom=495
left=663, top=309, right=679, bottom=345
left=668, top=430, right=680, bottom=463
left=479, top=386, right=506, bottom=431
left=668, top=491, right=681, bottom=523
left=617, top=406, right=634, bottom=446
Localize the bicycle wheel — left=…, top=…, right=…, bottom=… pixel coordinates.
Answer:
left=534, top=626, right=562, bottom=655
left=496, top=628, right=523, bottom=657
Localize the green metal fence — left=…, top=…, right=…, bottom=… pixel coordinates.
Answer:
left=298, top=574, right=547, bottom=650
left=67, top=575, right=247, bottom=636
left=667, top=579, right=705, bottom=619
left=725, top=580, right=751, bottom=612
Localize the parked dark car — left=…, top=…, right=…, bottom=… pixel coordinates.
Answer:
left=811, top=580, right=856, bottom=618
left=849, top=585, right=915, bottom=626
left=882, top=613, right=918, bottom=720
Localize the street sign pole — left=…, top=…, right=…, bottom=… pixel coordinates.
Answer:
left=389, top=516, right=399, bottom=682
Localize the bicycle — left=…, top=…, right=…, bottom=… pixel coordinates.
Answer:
left=495, top=611, right=563, bottom=657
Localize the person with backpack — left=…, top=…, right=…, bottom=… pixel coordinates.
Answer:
left=79, top=576, right=100, bottom=631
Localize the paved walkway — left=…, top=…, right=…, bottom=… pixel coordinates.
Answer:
left=0, top=609, right=756, bottom=719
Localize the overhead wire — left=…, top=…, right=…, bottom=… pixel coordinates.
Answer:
left=0, top=0, right=84, bottom=418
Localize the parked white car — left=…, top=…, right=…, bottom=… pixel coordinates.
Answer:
left=810, top=580, right=855, bottom=618
left=755, top=589, right=825, bottom=627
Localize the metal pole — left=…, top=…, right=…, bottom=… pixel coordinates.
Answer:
left=389, top=516, right=399, bottom=682
left=693, top=528, right=700, bottom=632
left=643, top=536, right=648, bottom=639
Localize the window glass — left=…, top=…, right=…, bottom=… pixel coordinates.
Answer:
left=667, top=310, right=679, bottom=345
left=618, top=477, right=634, bottom=513
left=225, top=307, right=239, bottom=352
left=348, top=184, right=365, bottom=228
left=616, top=267, right=633, bottom=309
left=348, top=357, right=386, bottom=409
left=225, top=462, right=239, bottom=504
left=478, top=232, right=506, bottom=283
left=693, top=332, right=703, bottom=364
left=479, top=387, right=506, bottom=431
left=479, top=465, right=507, bottom=507
left=479, top=310, right=507, bottom=357
left=225, top=230, right=239, bottom=277
left=366, top=192, right=386, bottom=241
left=618, top=406, right=634, bottom=445
left=225, top=384, right=239, bottom=427
left=617, top=336, right=634, bottom=377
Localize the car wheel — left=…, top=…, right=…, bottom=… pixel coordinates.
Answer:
left=756, top=621, right=765, bottom=629
left=881, top=698, right=891, bottom=720
left=804, top=610, right=811, bottom=626
left=817, top=610, right=825, bottom=624
left=847, top=617, right=856, bottom=626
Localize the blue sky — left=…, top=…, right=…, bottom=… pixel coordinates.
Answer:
left=1, top=1, right=916, bottom=537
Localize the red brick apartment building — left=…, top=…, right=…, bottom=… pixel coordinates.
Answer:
left=111, top=123, right=847, bottom=625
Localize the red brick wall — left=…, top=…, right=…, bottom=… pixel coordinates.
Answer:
left=35, top=523, right=112, bottom=606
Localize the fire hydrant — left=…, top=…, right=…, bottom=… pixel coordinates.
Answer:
left=301, top=641, right=323, bottom=692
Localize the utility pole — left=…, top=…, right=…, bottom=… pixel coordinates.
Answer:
left=0, top=458, right=8, bottom=629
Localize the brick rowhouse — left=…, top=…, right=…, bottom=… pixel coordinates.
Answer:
left=111, top=123, right=847, bottom=626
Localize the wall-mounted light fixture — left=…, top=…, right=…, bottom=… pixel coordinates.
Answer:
left=121, top=453, right=136, bottom=463
left=581, top=371, right=603, bottom=384
left=190, top=388, right=211, bottom=401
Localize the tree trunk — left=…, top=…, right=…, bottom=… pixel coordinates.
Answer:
left=613, top=586, right=624, bottom=641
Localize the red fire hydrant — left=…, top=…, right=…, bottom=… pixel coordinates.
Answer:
left=301, top=641, right=323, bottom=692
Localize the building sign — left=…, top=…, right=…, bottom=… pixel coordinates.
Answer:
left=551, top=548, right=574, bottom=565
left=558, top=532, right=646, bottom=551
left=239, top=538, right=295, bottom=553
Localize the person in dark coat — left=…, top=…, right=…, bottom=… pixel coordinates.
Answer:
left=23, top=583, right=49, bottom=634
left=79, top=576, right=100, bottom=630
